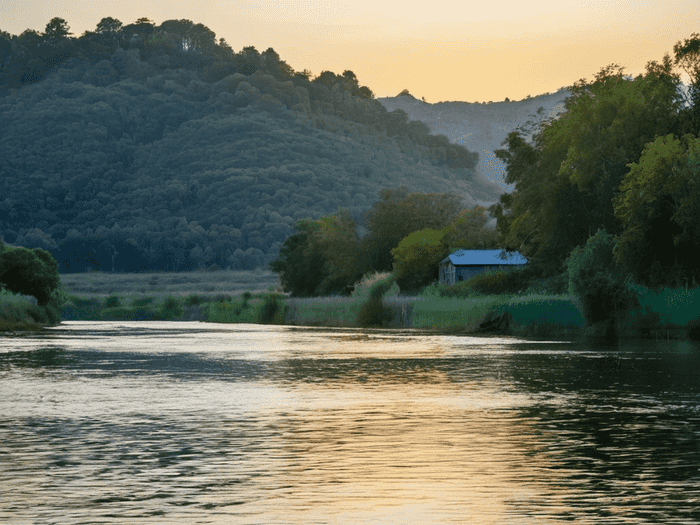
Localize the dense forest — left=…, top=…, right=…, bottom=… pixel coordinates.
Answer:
left=490, top=36, right=700, bottom=290
left=0, top=17, right=492, bottom=273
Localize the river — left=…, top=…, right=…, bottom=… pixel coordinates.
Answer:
left=1, top=321, right=699, bottom=524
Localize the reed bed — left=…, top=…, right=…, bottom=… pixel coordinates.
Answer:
left=284, top=297, right=362, bottom=327
left=635, top=286, right=700, bottom=327
left=59, top=269, right=280, bottom=299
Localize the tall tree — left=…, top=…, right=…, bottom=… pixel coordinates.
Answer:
left=44, top=17, right=71, bottom=44
left=491, top=59, right=682, bottom=275
left=613, top=134, right=700, bottom=287
left=363, top=187, right=463, bottom=272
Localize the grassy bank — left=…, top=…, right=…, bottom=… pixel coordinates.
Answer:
left=54, top=269, right=700, bottom=341
left=59, top=269, right=280, bottom=301
left=0, top=289, right=60, bottom=331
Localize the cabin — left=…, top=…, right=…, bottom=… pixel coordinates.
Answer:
left=439, top=249, right=528, bottom=286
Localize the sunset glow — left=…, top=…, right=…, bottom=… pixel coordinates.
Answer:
left=1, top=0, right=698, bottom=101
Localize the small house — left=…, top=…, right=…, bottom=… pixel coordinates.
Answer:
left=439, top=249, right=527, bottom=285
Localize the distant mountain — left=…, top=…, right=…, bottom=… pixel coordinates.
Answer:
left=0, top=42, right=498, bottom=272
left=379, top=90, right=570, bottom=189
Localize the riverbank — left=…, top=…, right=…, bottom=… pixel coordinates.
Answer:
left=0, top=290, right=62, bottom=332
left=32, top=269, right=698, bottom=342
left=54, top=289, right=700, bottom=342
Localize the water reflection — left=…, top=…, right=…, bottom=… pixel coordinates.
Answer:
left=1, top=321, right=699, bottom=523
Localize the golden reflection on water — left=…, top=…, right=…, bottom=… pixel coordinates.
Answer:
left=226, top=330, right=570, bottom=524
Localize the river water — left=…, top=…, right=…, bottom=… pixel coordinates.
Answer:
left=1, top=321, right=699, bottom=524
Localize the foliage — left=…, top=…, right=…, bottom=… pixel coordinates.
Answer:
left=613, top=134, right=700, bottom=287
left=105, top=294, right=120, bottom=308
left=351, top=272, right=397, bottom=299
left=160, top=296, right=183, bottom=319
left=566, top=229, right=636, bottom=326
left=391, top=228, right=447, bottom=293
left=356, top=275, right=396, bottom=327
left=0, top=246, right=61, bottom=306
left=0, top=16, right=484, bottom=274
left=490, top=58, right=683, bottom=275
left=258, top=294, right=285, bottom=324
left=362, top=187, right=464, bottom=271
left=271, top=211, right=359, bottom=297
left=442, top=206, right=497, bottom=251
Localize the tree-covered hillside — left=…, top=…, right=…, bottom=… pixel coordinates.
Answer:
left=0, top=17, right=495, bottom=272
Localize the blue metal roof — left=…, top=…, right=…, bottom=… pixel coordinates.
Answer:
left=440, top=249, right=528, bottom=266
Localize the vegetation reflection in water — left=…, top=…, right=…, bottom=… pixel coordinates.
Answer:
left=1, top=321, right=699, bottom=524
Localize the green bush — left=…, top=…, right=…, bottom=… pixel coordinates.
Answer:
left=131, top=297, right=154, bottom=307
left=105, top=294, right=120, bottom=308
left=160, top=296, right=183, bottom=320
left=356, top=276, right=395, bottom=327
left=566, top=229, right=636, bottom=326
left=258, top=294, right=285, bottom=324
left=184, top=294, right=205, bottom=307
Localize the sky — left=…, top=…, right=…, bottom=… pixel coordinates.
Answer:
left=1, top=0, right=699, bottom=102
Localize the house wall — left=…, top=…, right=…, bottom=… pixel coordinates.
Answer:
left=439, top=263, right=527, bottom=286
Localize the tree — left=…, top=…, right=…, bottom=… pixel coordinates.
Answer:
left=363, top=187, right=463, bottom=272
left=391, top=228, right=448, bottom=292
left=674, top=33, right=700, bottom=132
left=491, top=59, right=682, bottom=275
left=613, top=134, right=700, bottom=287
left=44, top=17, right=71, bottom=43
left=0, top=246, right=61, bottom=306
left=566, top=229, right=635, bottom=329
left=270, top=210, right=361, bottom=296
left=443, top=205, right=498, bottom=251
left=95, top=17, right=123, bottom=35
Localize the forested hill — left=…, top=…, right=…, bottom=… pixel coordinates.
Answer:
left=379, top=90, right=570, bottom=189
left=0, top=17, right=496, bottom=272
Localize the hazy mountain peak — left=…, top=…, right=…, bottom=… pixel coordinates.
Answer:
left=379, top=89, right=570, bottom=189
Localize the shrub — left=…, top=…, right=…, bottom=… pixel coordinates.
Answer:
left=356, top=276, right=395, bottom=327
left=184, top=294, right=204, bottom=307
left=566, top=229, right=636, bottom=326
left=352, top=272, right=398, bottom=300
left=105, top=294, right=120, bottom=308
left=258, top=294, right=285, bottom=324
left=160, top=296, right=183, bottom=319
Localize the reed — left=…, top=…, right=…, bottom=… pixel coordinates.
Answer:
left=284, top=297, right=362, bottom=327
left=59, top=269, right=280, bottom=299
left=634, top=286, right=700, bottom=328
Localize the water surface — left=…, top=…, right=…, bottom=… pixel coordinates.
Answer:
left=1, top=321, right=699, bottom=524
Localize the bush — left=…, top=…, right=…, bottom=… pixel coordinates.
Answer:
left=258, top=294, right=285, bottom=324
left=184, top=294, right=204, bottom=307
left=160, top=296, right=183, bottom=319
left=566, top=229, right=636, bottom=327
left=105, top=294, right=120, bottom=308
left=356, top=276, right=395, bottom=327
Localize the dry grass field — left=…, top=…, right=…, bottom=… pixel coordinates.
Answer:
left=59, top=269, right=281, bottom=300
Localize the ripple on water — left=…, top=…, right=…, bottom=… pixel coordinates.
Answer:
left=1, top=322, right=699, bottom=524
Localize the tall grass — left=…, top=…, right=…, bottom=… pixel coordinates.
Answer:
left=285, top=297, right=362, bottom=327
left=0, top=289, right=46, bottom=330
left=411, top=295, right=506, bottom=330
left=411, top=293, right=585, bottom=333
left=59, top=269, right=280, bottom=299
left=634, top=286, right=700, bottom=327
left=499, top=294, right=585, bottom=329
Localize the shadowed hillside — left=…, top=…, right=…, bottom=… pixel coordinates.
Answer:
left=0, top=18, right=499, bottom=272
left=379, top=90, right=570, bottom=189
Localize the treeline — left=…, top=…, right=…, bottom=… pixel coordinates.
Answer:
left=271, top=187, right=497, bottom=296
left=484, top=35, right=700, bottom=329
left=0, top=16, right=484, bottom=272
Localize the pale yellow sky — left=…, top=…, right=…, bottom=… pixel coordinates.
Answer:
left=1, top=0, right=698, bottom=101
